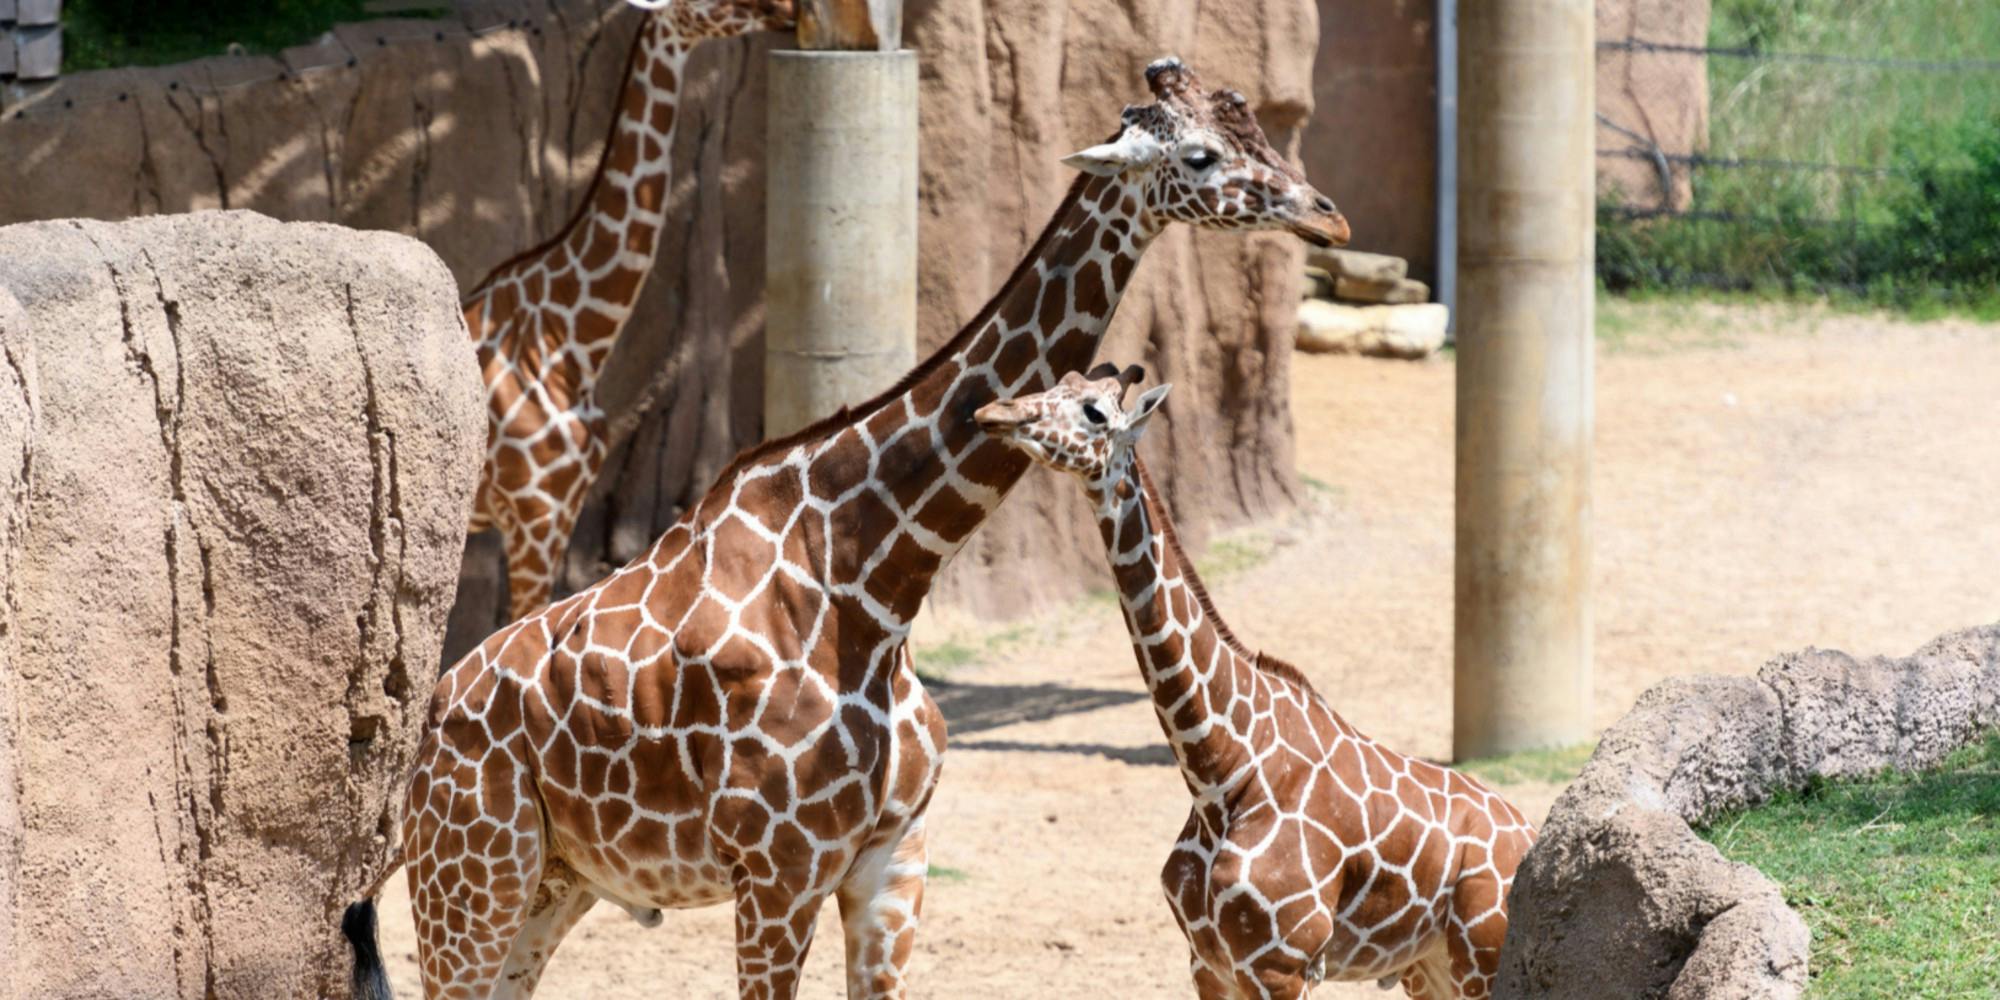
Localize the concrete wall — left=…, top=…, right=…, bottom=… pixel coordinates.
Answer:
left=1303, top=0, right=1437, bottom=281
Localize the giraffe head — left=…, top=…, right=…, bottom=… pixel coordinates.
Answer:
left=974, top=365, right=1171, bottom=491
left=628, top=0, right=796, bottom=38
left=1062, top=57, right=1350, bottom=247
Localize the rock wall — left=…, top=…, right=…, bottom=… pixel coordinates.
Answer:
left=0, top=0, right=1320, bottom=652
left=0, top=212, right=483, bottom=1000
left=1496, top=624, right=2000, bottom=1000
left=1597, top=0, right=1712, bottom=211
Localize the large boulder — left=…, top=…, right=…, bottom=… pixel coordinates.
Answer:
left=0, top=211, right=483, bottom=1000
left=1496, top=625, right=2000, bottom=999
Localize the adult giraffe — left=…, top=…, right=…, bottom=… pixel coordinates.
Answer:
left=975, top=369, right=1536, bottom=1000
left=465, top=0, right=793, bottom=622
left=354, top=57, right=1348, bottom=1000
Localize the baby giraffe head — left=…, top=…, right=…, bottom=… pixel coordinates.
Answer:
left=974, top=365, right=1172, bottom=493
left=629, top=0, right=796, bottom=40
left=1063, top=57, right=1350, bottom=247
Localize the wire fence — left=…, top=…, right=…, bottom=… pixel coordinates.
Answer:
left=1594, top=14, right=2000, bottom=302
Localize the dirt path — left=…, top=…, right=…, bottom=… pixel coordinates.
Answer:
left=379, top=302, right=2000, bottom=998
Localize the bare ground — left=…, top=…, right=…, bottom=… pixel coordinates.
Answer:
left=379, top=301, right=2000, bottom=997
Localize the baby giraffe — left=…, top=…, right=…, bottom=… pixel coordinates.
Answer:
left=975, top=368, right=1537, bottom=1000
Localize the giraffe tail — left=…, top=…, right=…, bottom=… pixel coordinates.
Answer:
left=342, top=898, right=394, bottom=1000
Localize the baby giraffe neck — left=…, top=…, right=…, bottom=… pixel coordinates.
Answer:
left=1092, top=459, right=1262, bottom=798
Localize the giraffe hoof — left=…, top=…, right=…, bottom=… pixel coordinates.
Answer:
left=634, top=907, right=664, bottom=928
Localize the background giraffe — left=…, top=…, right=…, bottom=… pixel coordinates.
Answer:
left=463, top=0, right=794, bottom=622
left=975, top=369, right=1537, bottom=1000
left=365, top=58, right=1348, bottom=1000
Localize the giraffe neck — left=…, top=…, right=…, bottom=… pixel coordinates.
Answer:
left=770, top=171, right=1162, bottom=628
left=560, top=21, right=689, bottom=378
left=1090, top=459, right=1261, bottom=797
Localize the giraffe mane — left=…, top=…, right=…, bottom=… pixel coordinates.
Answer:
left=704, top=162, right=1106, bottom=490
left=1133, top=458, right=1321, bottom=696
left=463, top=22, right=655, bottom=297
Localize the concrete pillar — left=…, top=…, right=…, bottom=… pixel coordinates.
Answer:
left=763, top=49, right=918, bottom=437
left=1452, top=0, right=1595, bottom=760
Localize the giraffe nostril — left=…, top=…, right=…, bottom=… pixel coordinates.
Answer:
left=1313, top=195, right=1336, bottom=214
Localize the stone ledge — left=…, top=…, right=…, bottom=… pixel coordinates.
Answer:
left=1496, top=624, right=2000, bottom=999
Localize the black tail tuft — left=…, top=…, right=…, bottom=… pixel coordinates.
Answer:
left=342, top=898, right=393, bottom=1000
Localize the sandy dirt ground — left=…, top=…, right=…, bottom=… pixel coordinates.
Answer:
left=379, top=301, right=2000, bottom=998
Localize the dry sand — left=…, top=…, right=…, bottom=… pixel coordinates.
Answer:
left=379, top=301, right=2000, bottom=997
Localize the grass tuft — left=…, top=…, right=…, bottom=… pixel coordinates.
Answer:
left=1457, top=742, right=1597, bottom=787
left=1698, top=730, right=2000, bottom=998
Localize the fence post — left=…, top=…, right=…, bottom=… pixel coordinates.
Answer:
left=1453, top=0, right=1595, bottom=760
left=10, top=0, right=56, bottom=82
left=763, top=0, right=916, bottom=436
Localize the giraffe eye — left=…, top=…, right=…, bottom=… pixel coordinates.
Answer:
left=1183, top=149, right=1219, bottom=171
left=1081, top=401, right=1108, bottom=425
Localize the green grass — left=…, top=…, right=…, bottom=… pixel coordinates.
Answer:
left=62, top=0, right=450, bottom=72
left=927, top=864, right=970, bottom=884
left=1599, top=0, right=2000, bottom=314
left=1457, top=742, right=1597, bottom=787
left=1193, top=533, right=1274, bottom=580
left=1699, top=731, right=2000, bottom=998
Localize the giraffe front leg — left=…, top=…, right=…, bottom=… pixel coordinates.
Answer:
left=835, top=817, right=931, bottom=1000
left=732, top=867, right=831, bottom=1000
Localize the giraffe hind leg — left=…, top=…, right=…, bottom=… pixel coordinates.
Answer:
left=405, top=743, right=545, bottom=998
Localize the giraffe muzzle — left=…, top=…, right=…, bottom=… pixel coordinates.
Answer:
left=973, top=401, right=1030, bottom=432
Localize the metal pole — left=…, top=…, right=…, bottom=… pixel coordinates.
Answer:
left=1452, top=0, right=1594, bottom=760
left=1434, top=0, right=1457, bottom=338
left=763, top=42, right=917, bottom=436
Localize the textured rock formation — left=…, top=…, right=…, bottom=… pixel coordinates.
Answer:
left=0, top=212, right=483, bottom=1000
left=1597, top=0, right=1713, bottom=210
left=0, top=0, right=1320, bottom=652
left=1497, top=624, right=2000, bottom=999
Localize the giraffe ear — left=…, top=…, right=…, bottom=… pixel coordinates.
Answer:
left=1061, top=129, right=1162, bottom=176
left=1126, top=383, right=1172, bottom=436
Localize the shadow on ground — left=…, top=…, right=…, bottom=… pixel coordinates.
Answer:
left=925, top=679, right=1174, bottom=765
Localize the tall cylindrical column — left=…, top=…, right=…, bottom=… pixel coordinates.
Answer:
left=1453, top=0, right=1594, bottom=760
left=763, top=49, right=918, bottom=437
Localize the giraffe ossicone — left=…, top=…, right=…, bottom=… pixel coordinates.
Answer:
left=979, top=370, right=1537, bottom=1000
left=377, top=56, right=1347, bottom=1000
left=462, top=0, right=797, bottom=625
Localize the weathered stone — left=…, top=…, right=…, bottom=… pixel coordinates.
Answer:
left=0, top=211, right=484, bottom=1000
left=1296, top=300, right=1447, bottom=359
left=1309, top=245, right=1408, bottom=284
left=1302, top=265, right=1336, bottom=301
left=1497, top=625, right=2000, bottom=1000
left=1334, top=274, right=1429, bottom=304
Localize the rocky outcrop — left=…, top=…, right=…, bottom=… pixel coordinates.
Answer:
left=0, top=211, right=483, bottom=1000
left=1596, top=0, right=1713, bottom=211
left=1496, top=624, right=2000, bottom=999
left=0, top=0, right=1319, bottom=646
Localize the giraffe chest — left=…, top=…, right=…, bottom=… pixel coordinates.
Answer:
left=521, top=627, right=943, bottom=912
left=1160, top=755, right=1465, bottom=992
